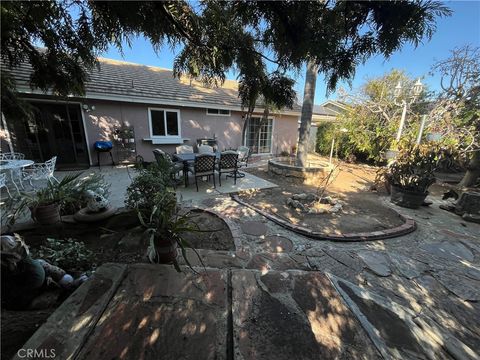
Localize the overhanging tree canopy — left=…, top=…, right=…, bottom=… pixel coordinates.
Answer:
left=1, top=1, right=450, bottom=121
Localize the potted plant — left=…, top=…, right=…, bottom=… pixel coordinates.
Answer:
left=137, top=190, right=200, bottom=268
left=385, top=144, right=439, bottom=208
left=22, top=173, right=82, bottom=225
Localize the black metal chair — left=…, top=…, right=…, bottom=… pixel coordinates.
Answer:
left=188, top=154, right=216, bottom=191
left=217, top=151, right=239, bottom=186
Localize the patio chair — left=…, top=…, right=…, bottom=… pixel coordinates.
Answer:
left=0, top=172, right=12, bottom=199
left=0, top=152, right=26, bottom=188
left=198, top=144, right=214, bottom=154
left=153, top=149, right=184, bottom=187
left=236, top=146, right=250, bottom=178
left=22, top=156, right=59, bottom=189
left=0, top=152, right=25, bottom=160
left=188, top=154, right=216, bottom=192
left=176, top=145, right=194, bottom=154
left=216, top=151, right=239, bottom=186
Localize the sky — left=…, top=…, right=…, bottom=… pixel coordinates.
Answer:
left=101, top=1, right=480, bottom=105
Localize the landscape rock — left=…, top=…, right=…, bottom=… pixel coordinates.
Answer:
left=455, top=191, right=480, bottom=215
left=462, top=213, right=480, bottom=224
left=433, top=271, right=480, bottom=301
left=330, top=203, right=343, bottom=213
left=421, top=241, right=474, bottom=263
left=388, top=253, right=428, bottom=279
left=357, top=251, right=392, bottom=277
left=292, top=193, right=318, bottom=202
left=319, top=196, right=334, bottom=204
left=286, top=198, right=306, bottom=211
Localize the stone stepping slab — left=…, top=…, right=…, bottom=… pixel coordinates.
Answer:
left=12, top=263, right=128, bottom=360
left=76, top=264, right=229, bottom=360
left=240, top=220, right=268, bottom=236
left=261, top=235, right=293, bottom=253
left=17, top=264, right=229, bottom=360
left=328, top=273, right=479, bottom=360
left=231, top=269, right=381, bottom=360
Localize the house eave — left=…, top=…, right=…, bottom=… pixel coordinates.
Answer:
left=15, top=86, right=301, bottom=117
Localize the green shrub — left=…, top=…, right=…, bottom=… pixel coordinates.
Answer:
left=125, top=162, right=173, bottom=212
left=315, top=122, right=353, bottom=160
left=35, top=238, right=93, bottom=271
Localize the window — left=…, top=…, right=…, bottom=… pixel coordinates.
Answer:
left=149, top=108, right=181, bottom=137
left=245, top=117, right=273, bottom=154
left=206, top=108, right=231, bottom=116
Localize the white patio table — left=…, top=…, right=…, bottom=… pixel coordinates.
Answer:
left=0, top=159, right=34, bottom=193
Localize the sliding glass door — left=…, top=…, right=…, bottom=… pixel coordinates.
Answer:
left=7, top=102, right=89, bottom=169
left=245, top=117, right=273, bottom=154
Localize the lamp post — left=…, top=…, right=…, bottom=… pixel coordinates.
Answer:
left=393, top=78, right=424, bottom=143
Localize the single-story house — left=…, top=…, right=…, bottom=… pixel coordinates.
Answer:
left=312, top=101, right=347, bottom=124
left=1, top=57, right=307, bottom=169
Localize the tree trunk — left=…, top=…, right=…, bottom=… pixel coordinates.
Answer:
left=458, top=150, right=480, bottom=188
left=296, top=59, right=318, bottom=167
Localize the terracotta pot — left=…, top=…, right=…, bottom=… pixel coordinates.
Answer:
left=30, top=203, right=61, bottom=225
left=390, top=185, right=428, bottom=209
left=150, top=238, right=178, bottom=264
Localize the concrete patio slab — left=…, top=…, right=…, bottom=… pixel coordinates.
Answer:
left=176, top=172, right=277, bottom=202
left=56, top=166, right=135, bottom=209
left=55, top=166, right=277, bottom=205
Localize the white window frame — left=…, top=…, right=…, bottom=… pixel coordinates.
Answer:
left=206, top=108, right=231, bottom=117
left=243, top=116, right=275, bottom=154
left=148, top=107, right=182, bottom=139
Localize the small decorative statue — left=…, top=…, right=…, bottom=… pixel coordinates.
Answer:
left=85, top=189, right=109, bottom=213
left=1, top=234, right=88, bottom=310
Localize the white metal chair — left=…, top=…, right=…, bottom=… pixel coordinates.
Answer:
left=0, top=152, right=25, bottom=160
left=0, top=172, right=12, bottom=199
left=1, top=152, right=26, bottom=190
left=176, top=145, right=194, bottom=154
left=22, top=156, right=59, bottom=188
left=236, top=146, right=250, bottom=178
left=198, top=144, right=214, bottom=154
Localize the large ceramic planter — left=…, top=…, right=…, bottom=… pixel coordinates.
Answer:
left=30, top=203, right=61, bottom=225
left=149, top=237, right=178, bottom=264
left=390, top=185, right=428, bottom=209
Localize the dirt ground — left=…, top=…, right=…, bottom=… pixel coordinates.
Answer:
left=1, top=209, right=234, bottom=359
left=241, top=159, right=406, bottom=234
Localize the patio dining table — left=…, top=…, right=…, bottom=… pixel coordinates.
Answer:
left=0, top=159, right=34, bottom=193
left=173, top=152, right=220, bottom=187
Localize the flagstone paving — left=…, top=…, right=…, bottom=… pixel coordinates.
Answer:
left=18, top=191, right=480, bottom=359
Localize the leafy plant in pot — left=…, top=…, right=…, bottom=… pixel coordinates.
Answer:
left=137, top=190, right=202, bottom=270
left=385, top=144, right=439, bottom=208
left=21, top=173, right=83, bottom=225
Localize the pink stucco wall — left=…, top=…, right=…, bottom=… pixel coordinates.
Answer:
left=83, top=100, right=299, bottom=165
